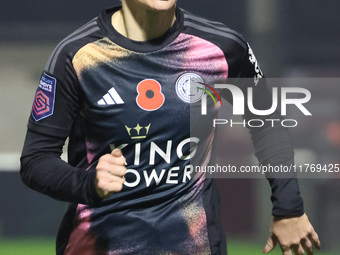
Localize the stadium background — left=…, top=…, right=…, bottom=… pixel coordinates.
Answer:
left=1, top=0, right=339, bottom=254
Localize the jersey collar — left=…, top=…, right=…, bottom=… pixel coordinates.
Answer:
left=98, top=6, right=184, bottom=53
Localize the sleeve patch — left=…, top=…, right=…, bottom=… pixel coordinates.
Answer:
left=32, top=73, right=57, bottom=121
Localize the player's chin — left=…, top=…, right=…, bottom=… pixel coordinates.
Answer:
left=148, top=0, right=177, bottom=12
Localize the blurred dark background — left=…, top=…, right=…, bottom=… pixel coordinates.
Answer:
left=2, top=0, right=339, bottom=74
left=1, top=0, right=339, bottom=253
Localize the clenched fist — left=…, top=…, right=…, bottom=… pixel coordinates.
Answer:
left=95, top=149, right=127, bottom=198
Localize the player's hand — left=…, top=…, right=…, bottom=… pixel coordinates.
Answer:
left=95, top=149, right=126, bottom=198
left=262, top=213, right=321, bottom=255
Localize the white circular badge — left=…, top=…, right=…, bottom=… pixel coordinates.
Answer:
left=175, top=73, right=205, bottom=103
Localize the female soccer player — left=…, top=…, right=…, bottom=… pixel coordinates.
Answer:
left=21, top=0, right=320, bottom=254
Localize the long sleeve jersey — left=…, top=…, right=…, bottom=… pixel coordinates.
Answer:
left=21, top=6, right=303, bottom=255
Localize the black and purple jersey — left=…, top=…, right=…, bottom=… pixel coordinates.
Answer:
left=21, top=6, right=303, bottom=255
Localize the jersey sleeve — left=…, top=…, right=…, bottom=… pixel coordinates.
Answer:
left=28, top=47, right=80, bottom=137
left=20, top=44, right=102, bottom=205
left=222, top=42, right=304, bottom=217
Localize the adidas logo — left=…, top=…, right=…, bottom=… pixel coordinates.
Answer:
left=97, top=87, right=124, bottom=105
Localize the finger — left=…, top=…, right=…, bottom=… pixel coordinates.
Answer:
left=95, top=182, right=116, bottom=199
left=292, top=244, right=305, bottom=255
left=308, top=230, right=321, bottom=250
left=106, top=173, right=126, bottom=185
left=105, top=165, right=127, bottom=177
left=110, top=151, right=126, bottom=165
left=96, top=171, right=125, bottom=186
left=262, top=235, right=278, bottom=253
left=301, top=238, right=314, bottom=255
left=96, top=176, right=125, bottom=197
left=98, top=154, right=126, bottom=168
left=280, top=244, right=293, bottom=255
left=281, top=248, right=293, bottom=255
left=111, top=148, right=123, bottom=158
left=107, top=179, right=125, bottom=192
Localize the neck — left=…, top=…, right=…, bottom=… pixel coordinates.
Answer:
left=111, top=3, right=176, bottom=41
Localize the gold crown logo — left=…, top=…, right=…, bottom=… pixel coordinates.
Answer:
left=125, top=123, right=151, bottom=139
